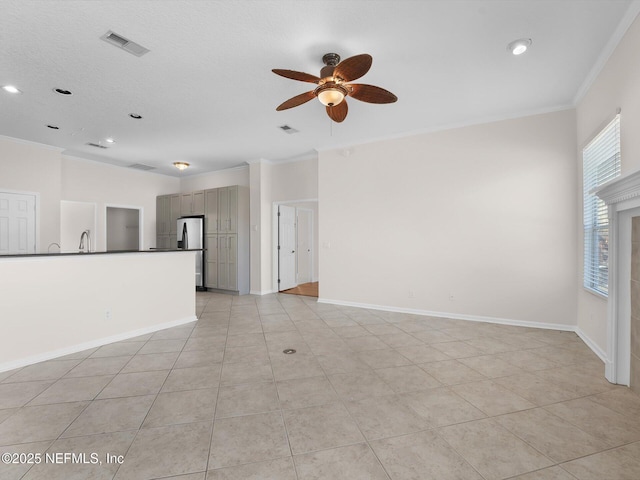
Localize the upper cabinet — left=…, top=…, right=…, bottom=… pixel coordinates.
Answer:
left=157, top=193, right=180, bottom=235
left=218, top=186, right=238, bottom=233
left=205, top=189, right=218, bottom=234
left=180, top=191, right=204, bottom=216
left=156, top=195, right=170, bottom=235
left=169, top=195, right=180, bottom=234
left=205, top=186, right=238, bottom=234
left=156, top=193, right=180, bottom=247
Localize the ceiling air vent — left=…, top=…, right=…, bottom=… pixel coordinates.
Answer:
left=128, top=163, right=156, bottom=171
left=279, top=125, right=299, bottom=134
left=86, top=142, right=108, bottom=149
left=100, top=30, right=150, bottom=57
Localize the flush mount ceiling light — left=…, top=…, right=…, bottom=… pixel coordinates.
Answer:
left=173, top=162, right=190, bottom=171
left=2, top=85, right=22, bottom=94
left=507, top=38, right=532, bottom=56
left=53, top=88, right=73, bottom=95
left=272, top=52, right=397, bottom=123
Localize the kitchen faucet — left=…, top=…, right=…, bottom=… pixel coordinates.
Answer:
left=78, top=230, right=91, bottom=253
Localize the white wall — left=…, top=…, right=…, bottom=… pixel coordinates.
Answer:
left=60, top=201, right=96, bottom=252
left=179, top=165, right=249, bottom=192
left=0, top=136, right=62, bottom=252
left=264, top=157, right=318, bottom=293
left=249, top=160, right=270, bottom=294
left=61, top=155, right=179, bottom=251
left=271, top=157, right=318, bottom=202
left=576, top=13, right=640, bottom=353
left=0, top=137, right=181, bottom=252
left=319, top=109, right=578, bottom=327
left=0, top=252, right=195, bottom=370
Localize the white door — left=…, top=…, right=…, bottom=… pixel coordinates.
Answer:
left=278, top=205, right=297, bottom=291
left=296, top=208, right=313, bottom=284
left=0, top=192, right=36, bottom=254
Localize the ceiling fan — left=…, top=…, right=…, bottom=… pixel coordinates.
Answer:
left=272, top=53, right=397, bottom=123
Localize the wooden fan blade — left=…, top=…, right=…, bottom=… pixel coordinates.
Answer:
left=348, top=84, right=398, bottom=104
left=272, top=69, right=321, bottom=84
left=333, top=54, right=372, bottom=82
left=276, top=91, right=316, bottom=111
left=326, top=99, right=348, bottom=123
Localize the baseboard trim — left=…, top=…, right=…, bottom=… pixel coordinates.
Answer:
left=0, top=315, right=198, bottom=373
left=575, top=327, right=608, bottom=363
left=317, top=297, right=576, bottom=332
left=250, top=289, right=277, bottom=296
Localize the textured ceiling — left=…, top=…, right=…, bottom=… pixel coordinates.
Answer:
left=0, top=0, right=637, bottom=176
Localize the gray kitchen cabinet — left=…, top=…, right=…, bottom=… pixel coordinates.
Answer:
left=217, top=186, right=238, bottom=233
left=206, top=235, right=218, bottom=288
left=205, top=188, right=218, bottom=234
left=217, top=234, right=237, bottom=291
left=157, top=234, right=172, bottom=250
left=156, top=194, right=178, bottom=248
left=180, top=191, right=205, bottom=216
left=157, top=185, right=248, bottom=294
left=156, top=195, right=171, bottom=235
left=207, top=186, right=247, bottom=294
left=169, top=194, right=181, bottom=234
left=156, top=193, right=180, bottom=245
left=192, top=190, right=205, bottom=214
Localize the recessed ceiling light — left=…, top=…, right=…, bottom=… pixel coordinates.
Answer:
left=105, top=137, right=115, bottom=143
left=53, top=88, right=73, bottom=96
left=46, top=125, right=59, bottom=130
left=129, top=113, right=143, bottom=119
left=173, top=162, right=190, bottom=171
left=507, top=38, right=532, bottom=56
left=2, top=85, right=22, bottom=94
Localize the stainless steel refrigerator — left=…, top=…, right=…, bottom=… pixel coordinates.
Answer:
left=177, top=215, right=206, bottom=290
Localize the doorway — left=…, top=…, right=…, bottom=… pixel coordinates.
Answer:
left=106, top=206, right=141, bottom=251
left=0, top=191, right=37, bottom=254
left=276, top=203, right=318, bottom=297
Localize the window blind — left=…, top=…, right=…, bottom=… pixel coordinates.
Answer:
left=583, top=114, right=621, bottom=296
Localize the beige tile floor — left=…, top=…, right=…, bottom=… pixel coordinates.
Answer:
left=1, top=292, right=640, bottom=479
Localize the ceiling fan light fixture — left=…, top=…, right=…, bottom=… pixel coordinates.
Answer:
left=317, top=88, right=345, bottom=107
left=508, top=38, right=532, bottom=55
left=316, top=83, right=348, bottom=107
left=173, top=161, right=190, bottom=171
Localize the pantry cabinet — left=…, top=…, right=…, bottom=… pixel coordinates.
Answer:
left=158, top=185, right=248, bottom=294
left=156, top=193, right=179, bottom=249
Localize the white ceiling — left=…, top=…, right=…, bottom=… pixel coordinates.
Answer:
left=0, top=0, right=637, bottom=177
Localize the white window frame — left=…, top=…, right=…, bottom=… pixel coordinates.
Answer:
left=583, top=114, right=621, bottom=297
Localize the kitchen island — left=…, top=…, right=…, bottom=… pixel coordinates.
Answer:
left=0, top=250, right=199, bottom=371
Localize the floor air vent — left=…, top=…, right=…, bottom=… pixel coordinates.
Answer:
left=86, top=142, right=108, bottom=149
left=128, top=163, right=156, bottom=171
left=100, top=30, right=150, bottom=57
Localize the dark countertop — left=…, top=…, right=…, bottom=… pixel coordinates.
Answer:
left=0, top=249, right=204, bottom=259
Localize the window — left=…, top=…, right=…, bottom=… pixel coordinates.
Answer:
left=583, top=114, right=621, bottom=296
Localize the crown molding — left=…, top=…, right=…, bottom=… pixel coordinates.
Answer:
left=573, top=0, right=640, bottom=105
left=0, top=134, right=64, bottom=152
